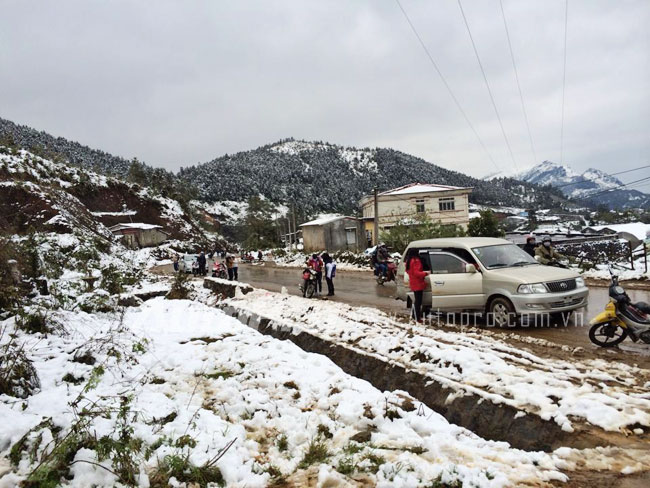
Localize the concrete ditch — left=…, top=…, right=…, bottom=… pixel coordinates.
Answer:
left=218, top=302, right=647, bottom=453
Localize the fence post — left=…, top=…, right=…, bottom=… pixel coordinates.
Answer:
left=644, top=242, right=648, bottom=273
left=628, top=241, right=634, bottom=270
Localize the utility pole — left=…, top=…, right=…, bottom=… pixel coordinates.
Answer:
left=291, top=203, right=298, bottom=250
left=373, top=187, right=379, bottom=246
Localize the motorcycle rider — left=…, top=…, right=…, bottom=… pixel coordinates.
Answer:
left=376, top=243, right=390, bottom=277
left=535, top=235, right=566, bottom=265
left=523, top=235, right=537, bottom=257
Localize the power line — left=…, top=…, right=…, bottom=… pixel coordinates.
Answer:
left=560, top=0, right=568, bottom=164
left=394, top=0, right=500, bottom=172
left=499, top=0, right=537, bottom=166
left=553, top=164, right=650, bottom=189
left=457, top=0, right=519, bottom=172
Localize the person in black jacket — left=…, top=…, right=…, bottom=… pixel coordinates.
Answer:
left=197, top=251, right=207, bottom=276
left=523, top=235, right=537, bottom=257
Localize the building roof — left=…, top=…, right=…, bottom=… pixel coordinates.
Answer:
left=300, top=214, right=358, bottom=227
left=379, top=183, right=472, bottom=196
left=109, top=223, right=165, bottom=232
left=583, top=223, right=650, bottom=242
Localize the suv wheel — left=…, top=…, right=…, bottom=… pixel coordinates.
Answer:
left=488, top=297, right=517, bottom=328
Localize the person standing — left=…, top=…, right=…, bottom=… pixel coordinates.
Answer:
left=308, top=253, right=324, bottom=295
left=257, top=250, right=263, bottom=262
left=197, top=251, right=207, bottom=276
left=172, top=253, right=179, bottom=272
left=232, top=253, right=239, bottom=281
left=405, top=248, right=430, bottom=323
left=225, top=254, right=235, bottom=280
left=323, top=253, right=336, bottom=297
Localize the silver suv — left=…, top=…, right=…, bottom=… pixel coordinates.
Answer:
left=396, top=237, right=588, bottom=325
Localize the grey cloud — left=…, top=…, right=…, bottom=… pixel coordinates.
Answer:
left=0, top=0, right=647, bottom=181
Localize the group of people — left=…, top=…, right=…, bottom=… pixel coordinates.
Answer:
left=171, top=250, right=242, bottom=281
left=523, top=235, right=566, bottom=265
left=303, top=252, right=337, bottom=297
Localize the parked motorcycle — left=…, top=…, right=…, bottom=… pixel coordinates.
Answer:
left=376, top=260, right=397, bottom=285
left=588, top=273, right=650, bottom=347
left=241, top=254, right=255, bottom=264
left=299, top=268, right=318, bottom=298
left=212, top=261, right=228, bottom=279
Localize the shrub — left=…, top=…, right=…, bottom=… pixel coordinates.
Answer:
left=16, top=310, right=50, bottom=334
left=467, top=210, right=505, bottom=238
left=298, top=437, right=330, bottom=469
left=167, top=271, right=192, bottom=300
left=381, top=215, right=466, bottom=253
left=0, top=342, right=40, bottom=398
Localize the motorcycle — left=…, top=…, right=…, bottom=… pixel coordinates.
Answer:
left=212, top=261, right=228, bottom=279
left=299, top=268, right=318, bottom=299
left=376, top=260, right=397, bottom=285
left=588, top=273, right=650, bottom=347
left=241, top=254, right=255, bottom=264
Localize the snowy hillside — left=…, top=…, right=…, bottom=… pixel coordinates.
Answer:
left=179, top=138, right=568, bottom=215
left=0, top=146, right=222, bottom=248
left=513, top=161, right=650, bottom=209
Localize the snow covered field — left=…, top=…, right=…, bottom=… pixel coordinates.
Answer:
left=2, top=291, right=610, bottom=487
left=2, top=232, right=650, bottom=486
left=225, top=290, right=650, bottom=435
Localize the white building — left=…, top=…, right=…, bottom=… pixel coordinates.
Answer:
left=359, top=183, right=473, bottom=245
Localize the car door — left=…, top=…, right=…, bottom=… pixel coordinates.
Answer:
left=427, top=251, right=484, bottom=310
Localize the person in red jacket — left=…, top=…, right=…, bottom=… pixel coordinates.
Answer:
left=405, top=248, right=430, bottom=323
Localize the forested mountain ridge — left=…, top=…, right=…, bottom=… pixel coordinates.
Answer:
left=179, top=139, right=568, bottom=214
left=1, top=117, right=570, bottom=216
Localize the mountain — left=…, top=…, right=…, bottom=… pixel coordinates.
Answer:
left=0, top=117, right=573, bottom=218
left=179, top=139, right=569, bottom=216
left=513, top=161, right=650, bottom=210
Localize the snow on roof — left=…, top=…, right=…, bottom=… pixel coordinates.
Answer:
left=300, top=214, right=356, bottom=227
left=379, top=183, right=471, bottom=196
left=583, top=222, right=650, bottom=241
left=109, top=223, right=164, bottom=231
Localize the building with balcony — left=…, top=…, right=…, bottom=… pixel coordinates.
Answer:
left=359, top=183, right=473, bottom=246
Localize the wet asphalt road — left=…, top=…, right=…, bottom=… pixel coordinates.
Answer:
left=155, top=261, right=650, bottom=356
left=238, top=263, right=650, bottom=356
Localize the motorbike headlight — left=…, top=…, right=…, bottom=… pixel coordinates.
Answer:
left=575, top=277, right=585, bottom=288
left=518, top=283, right=547, bottom=294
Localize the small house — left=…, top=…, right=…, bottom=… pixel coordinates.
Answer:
left=109, top=223, right=169, bottom=249
left=300, top=215, right=363, bottom=253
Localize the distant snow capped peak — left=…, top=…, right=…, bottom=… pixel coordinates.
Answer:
left=511, top=160, right=648, bottom=209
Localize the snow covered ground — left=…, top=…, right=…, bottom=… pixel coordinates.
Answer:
left=4, top=291, right=608, bottom=487
left=225, top=289, right=650, bottom=435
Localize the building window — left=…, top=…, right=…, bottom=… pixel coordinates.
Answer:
left=439, top=197, right=455, bottom=211
left=415, top=199, right=425, bottom=213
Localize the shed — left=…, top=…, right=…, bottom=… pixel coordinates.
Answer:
left=583, top=223, right=650, bottom=249
left=299, top=215, right=363, bottom=252
left=109, top=223, right=169, bottom=249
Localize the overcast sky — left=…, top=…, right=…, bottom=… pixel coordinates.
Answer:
left=1, top=0, right=648, bottom=182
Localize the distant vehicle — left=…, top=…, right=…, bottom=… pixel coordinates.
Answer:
left=395, top=237, right=588, bottom=326
left=180, top=254, right=198, bottom=274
